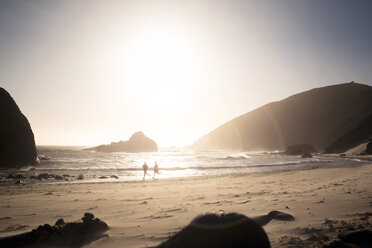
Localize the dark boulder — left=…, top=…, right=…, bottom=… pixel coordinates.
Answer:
left=53, top=175, right=63, bottom=180
left=157, top=213, right=271, bottom=248
left=252, top=210, right=295, bottom=226
left=366, top=141, right=372, bottom=155
left=55, top=219, right=65, bottom=225
left=37, top=173, right=51, bottom=180
left=0, top=88, right=37, bottom=168
left=301, top=152, right=313, bottom=158
left=14, top=174, right=27, bottom=179
left=87, top=131, right=158, bottom=153
left=0, top=213, right=108, bottom=248
left=285, top=144, right=317, bottom=155
left=15, top=179, right=24, bottom=185
left=338, top=230, right=372, bottom=248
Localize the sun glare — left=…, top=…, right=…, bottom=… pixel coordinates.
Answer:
left=120, top=29, right=200, bottom=113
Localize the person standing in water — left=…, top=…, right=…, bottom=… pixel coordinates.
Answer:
left=143, top=161, right=150, bottom=179
left=153, top=161, right=159, bottom=179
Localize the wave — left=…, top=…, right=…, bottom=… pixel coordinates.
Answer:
left=217, top=155, right=250, bottom=160
left=31, top=159, right=337, bottom=173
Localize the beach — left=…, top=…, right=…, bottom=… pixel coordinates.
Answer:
left=0, top=162, right=371, bottom=247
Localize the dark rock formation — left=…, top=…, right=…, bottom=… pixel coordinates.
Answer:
left=301, top=152, right=313, bottom=158
left=338, top=230, right=372, bottom=247
left=324, top=114, right=372, bottom=154
left=0, top=87, right=37, bottom=168
left=37, top=173, right=51, bottom=180
left=323, top=230, right=372, bottom=248
left=193, top=82, right=372, bottom=152
left=157, top=213, right=271, bottom=248
left=88, top=131, right=158, bottom=153
left=252, top=210, right=295, bottom=226
left=366, top=141, right=372, bottom=155
left=0, top=213, right=108, bottom=248
left=285, top=144, right=317, bottom=155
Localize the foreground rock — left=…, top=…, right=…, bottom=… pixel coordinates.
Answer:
left=252, top=210, right=295, bottom=226
left=0, top=87, right=37, bottom=168
left=87, top=131, right=158, bottom=153
left=157, top=213, right=270, bottom=248
left=285, top=144, right=317, bottom=155
left=0, top=213, right=108, bottom=248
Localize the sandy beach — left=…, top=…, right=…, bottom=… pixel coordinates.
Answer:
left=0, top=162, right=371, bottom=247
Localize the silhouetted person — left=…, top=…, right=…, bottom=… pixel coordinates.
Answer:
left=153, top=161, right=159, bottom=179
left=142, top=162, right=150, bottom=179
left=157, top=212, right=271, bottom=248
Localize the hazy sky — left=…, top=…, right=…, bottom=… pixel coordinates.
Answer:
left=1, top=0, right=372, bottom=146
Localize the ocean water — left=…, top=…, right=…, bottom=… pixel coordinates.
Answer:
left=0, top=146, right=369, bottom=185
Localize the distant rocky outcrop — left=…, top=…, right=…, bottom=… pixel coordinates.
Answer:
left=285, top=144, right=317, bottom=155
left=324, top=114, right=372, bottom=154
left=88, top=131, right=158, bottom=153
left=0, top=87, right=37, bottom=168
left=193, top=82, right=372, bottom=152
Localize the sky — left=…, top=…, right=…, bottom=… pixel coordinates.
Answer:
left=1, top=0, right=372, bottom=147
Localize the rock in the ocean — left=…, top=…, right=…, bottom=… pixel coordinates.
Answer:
left=157, top=213, right=270, bottom=248
left=53, top=175, right=63, bottom=180
left=37, top=173, right=51, bottom=180
left=15, top=179, right=24, bottom=185
left=0, top=87, right=37, bottom=168
left=301, top=152, right=313, bottom=158
left=87, top=131, right=158, bottom=153
left=285, top=144, right=317, bottom=155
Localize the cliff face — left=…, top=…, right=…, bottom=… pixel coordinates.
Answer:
left=88, top=132, right=158, bottom=153
left=324, top=114, right=372, bottom=154
left=0, top=88, right=37, bottom=168
left=193, top=82, right=372, bottom=152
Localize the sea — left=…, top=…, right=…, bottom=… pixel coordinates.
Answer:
left=0, top=146, right=369, bottom=185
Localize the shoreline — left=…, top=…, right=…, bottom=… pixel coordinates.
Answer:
left=1, top=155, right=370, bottom=187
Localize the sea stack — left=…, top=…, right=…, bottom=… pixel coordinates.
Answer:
left=0, top=88, right=38, bottom=168
left=88, top=131, right=158, bottom=153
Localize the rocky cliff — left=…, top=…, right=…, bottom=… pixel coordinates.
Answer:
left=324, top=114, right=372, bottom=154
left=193, top=82, right=372, bottom=152
left=0, top=88, right=37, bottom=168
